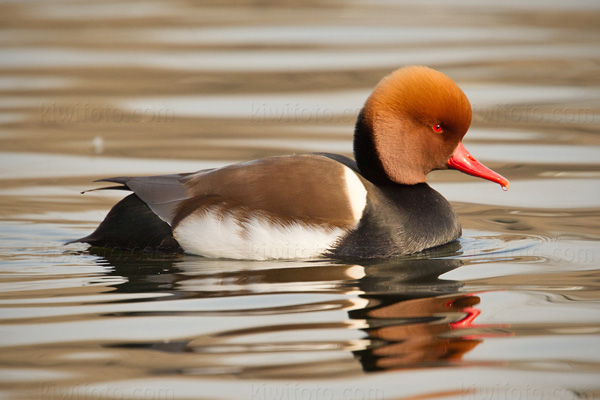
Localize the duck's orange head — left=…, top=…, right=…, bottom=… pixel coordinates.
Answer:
left=354, top=66, right=508, bottom=189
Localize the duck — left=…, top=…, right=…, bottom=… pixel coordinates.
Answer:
left=71, top=66, right=509, bottom=260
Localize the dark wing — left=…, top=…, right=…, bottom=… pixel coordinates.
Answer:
left=313, top=152, right=359, bottom=173
left=92, top=172, right=201, bottom=224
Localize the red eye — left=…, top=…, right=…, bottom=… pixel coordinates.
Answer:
left=432, top=124, right=443, bottom=133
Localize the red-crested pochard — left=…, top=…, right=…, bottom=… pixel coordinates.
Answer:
left=72, top=66, right=509, bottom=259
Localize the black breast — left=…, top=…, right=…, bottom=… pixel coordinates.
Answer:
left=330, top=183, right=461, bottom=258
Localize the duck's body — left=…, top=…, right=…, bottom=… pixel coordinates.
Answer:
left=79, top=153, right=461, bottom=259
left=73, top=66, right=508, bottom=259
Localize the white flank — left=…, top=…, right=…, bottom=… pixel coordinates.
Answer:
left=174, top=208, right=345, bottom=260
left=343, top=166, right=368, bottom=222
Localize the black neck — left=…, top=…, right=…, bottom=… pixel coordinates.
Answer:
left=353, top=110, right=394, bottom=185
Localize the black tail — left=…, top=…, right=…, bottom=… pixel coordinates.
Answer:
left=69, top=194, right=183, bottom=253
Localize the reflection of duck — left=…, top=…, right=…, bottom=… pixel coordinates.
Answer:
left=72, top=66, right=508, bottom=259
left=88, top=247, right=184, bottom=295
left=92, top=243, right=486, bottom=377
left=352, top=293, right=482, bottom=371
left=350, top=250, right=483, bottom=372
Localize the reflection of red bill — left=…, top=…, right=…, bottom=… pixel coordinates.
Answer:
left=449, top=306, right=512, bottom=339
left=450, top=306, right=481, bottom=330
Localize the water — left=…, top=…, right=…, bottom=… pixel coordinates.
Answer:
left=1, top=1, right=600, bottom=399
